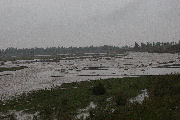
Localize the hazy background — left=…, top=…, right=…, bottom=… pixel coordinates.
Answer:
left=0, top=0, right=180, bottom=49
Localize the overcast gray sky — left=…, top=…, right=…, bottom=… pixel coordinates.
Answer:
left=0, top=0, right=180, bottom=49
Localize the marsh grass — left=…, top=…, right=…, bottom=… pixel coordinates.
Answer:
left=0, top=66, right=28, bottom=72
left=0, top=75, right=180, bottom=120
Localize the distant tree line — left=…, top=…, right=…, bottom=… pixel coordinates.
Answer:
left=0, top=45, right=127, bottom=58
left=0, top=41, right=180, bottom=61
left=133, top=41, right=180, bottom=53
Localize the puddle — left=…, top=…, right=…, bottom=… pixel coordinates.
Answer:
left=77, top=102, right=97, bottom=120
left=154, top=64, right=180, bottom=68
left=0, top=110, right=39, bottom=120
left=129, top=89, right=149, bottom=104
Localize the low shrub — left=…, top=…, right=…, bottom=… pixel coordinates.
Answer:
left=92, top=83, right=106, bottom=95
left=114, top=91, right=128, bottom=106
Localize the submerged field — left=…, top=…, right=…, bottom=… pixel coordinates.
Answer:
left=0, top=52, right=180, bottom=100
left=0, top=75, right=180, bottom=120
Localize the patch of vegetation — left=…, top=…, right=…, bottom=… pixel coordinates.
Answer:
left=0, top=75, right=180, bottom=120
left=0, top=66, right=28, bottom=72
left=114, top=90, right=128, bottom=106
left=92, top=82, right=106, bottom=95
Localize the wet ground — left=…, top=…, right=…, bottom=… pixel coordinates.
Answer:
left=0, top=52, right=180, bottom=100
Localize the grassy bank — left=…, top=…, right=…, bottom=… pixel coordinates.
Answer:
left=0, top=75, right=180, bottom=120
left=0, top=66, right=28, bottom=72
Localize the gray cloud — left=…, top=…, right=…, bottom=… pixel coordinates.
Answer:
left=0, top=0, right=180, bottom=49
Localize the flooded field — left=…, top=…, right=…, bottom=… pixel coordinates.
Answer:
left=0, top=52, right=180, bottom=100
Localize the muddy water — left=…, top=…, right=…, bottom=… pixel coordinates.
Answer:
left=0, top=52, right=180, bottom=100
